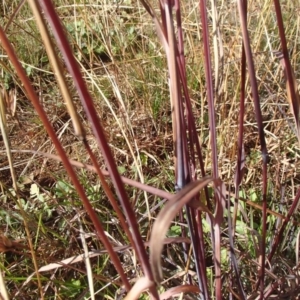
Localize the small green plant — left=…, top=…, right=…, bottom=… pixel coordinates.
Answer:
left=167, top=224, right=181, bottom=237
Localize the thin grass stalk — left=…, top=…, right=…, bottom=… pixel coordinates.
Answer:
left=212, top=185, right=224, bottom=300
left=38, top=2, right=159, bottom=297
left=0, top=270, right=9, bottom=300
left=233, top=17, right=247, bottom=233
left=273, top=0, right=300, bottom=142
left=210, top=0, right=223, bottom=92
left=237, top=1, right=269, bottom=297
left=0, top=26, right=132, bottom=291
left=3, top=0, right=25, bottom=33
left=164, top=0, right=185, bottom=189
left=0, top=91, right=16, bottom=193
left=198, top=2, right=218, bottom=180
left=79, top=223, right=95, bottom=300
left=174, top=0, right=186, bottom=78
left=183, top=208, right=202, bottom=293
left=178, top=210, right=192, bottom=286
left=195, top=210, right=210, bottom=299
left=28, top=0, right=84, bottom=137
left=159, top=0, right=167, bottom=39
left=198, top=1, right=221, bottom=298
left=229, top=8, right=247, bottom=297
left=198, top=0, right=217, bottom=262
left=227, top=190, right=246, bottom=299
left=229, top=51, right=247, bottom=299
left=188, top=209, right=208, bottom=299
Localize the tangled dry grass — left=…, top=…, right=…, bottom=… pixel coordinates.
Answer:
left=0, top=0, right=300, bottom=299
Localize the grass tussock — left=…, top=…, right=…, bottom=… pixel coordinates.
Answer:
left=0, top=0, right=300, bottom=299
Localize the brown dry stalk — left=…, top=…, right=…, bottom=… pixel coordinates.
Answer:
left=277, top=51, right=300, bottom=145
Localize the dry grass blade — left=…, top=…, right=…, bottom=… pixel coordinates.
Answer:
left=149, top=177, right=214, bottom=283
left=20, top=252, right=107, bottom=294
left=210, top=0, right=223, bottom=91
left=159, top=285, right=200, bottom=299
left=164, top=1, right=184, bottom=185
left=0, top=87, right=16, bottom=190
left=123, top=277, right=155, bottom=300
left=79, top=224, right=95, bottom=300
left=28, top=0, right=85, bottom=138
left=0, top=271, right=9, bottom=300
left=213, top=180, right=227, bottom=299
left=296, top=230, right=300, bottom=266
left=22, top=237, right=190, bottom=279
left=3, top=0, right=25, bottom=32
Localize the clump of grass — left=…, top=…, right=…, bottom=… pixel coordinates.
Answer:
left=0, top=0, right=300, bottom=299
